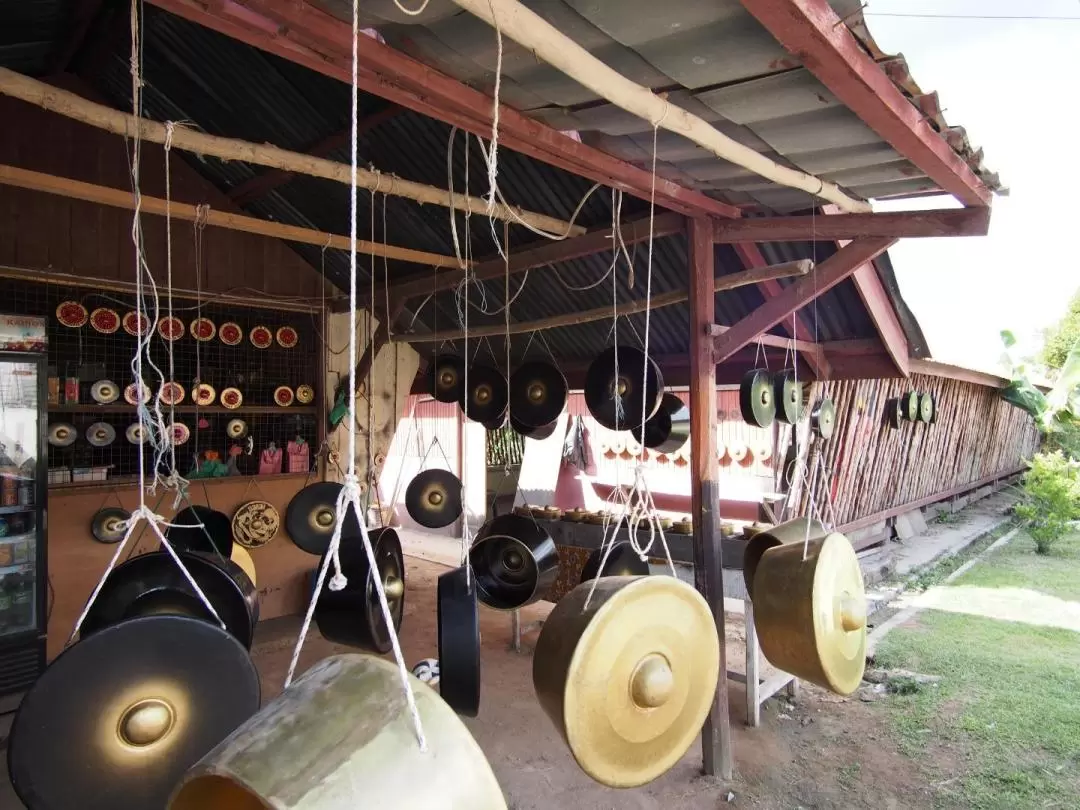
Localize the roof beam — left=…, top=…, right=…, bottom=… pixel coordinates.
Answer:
left=712, top=237, right=895, bottom=364
left=145, top=0, right=741, bottom=219
left=737, top=0, right=992, bottom=207
left=714, top=207, right=991, bottom=242
left=49, top=0, right=104, bottom=76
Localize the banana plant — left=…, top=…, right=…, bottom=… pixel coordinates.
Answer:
left=1000, top=329, right=1080, bottom=431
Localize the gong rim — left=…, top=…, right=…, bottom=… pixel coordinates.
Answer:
left=885, top=397, right=903, bottom=429
left=405, top=469, right=463, bottom=529
left=509, top=413, right=560, bottom=441
left=230, top=500, right=280, bottom=549
left=470, top=513, right=560, bottom=611
left=773, top=369, right=806, bottom=425
left=8, top=614, right=259, bottom=810
left=509, top=361, right=568, bottom=430
left=438, top=564, right=481, bottom=717
left=91, top=507, right=131, bottom=545
left=739, top=369, right=776, bottom=428
left=902, top=391, right=919, bottom=422
left=811, top=397, right=837, bottom=440
left=166, top=505, right=234, bottom=558
left=285, top=482, right=361, bottom=556
left=459, top=363, right=509, bottom=425
left=579, top=543, right=650, bottom=583
left=642, top=393, right=690, bottom=454
left=584, top=346, right=665, bottom=431
left=742, top=518, right=827, bottom=600
left=918, top=392, right=935, bottom=423
left=428, top=353, right=466, bottom=404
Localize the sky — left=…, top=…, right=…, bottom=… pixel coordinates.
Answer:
left=862, top=0, right=1080, bottom=374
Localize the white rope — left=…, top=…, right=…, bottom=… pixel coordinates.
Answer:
left=392, top=0, right=431, bottom=16
left=484, top=0, right=502, bottom=213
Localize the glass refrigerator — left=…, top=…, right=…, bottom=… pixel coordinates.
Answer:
left=0, top=314, right=47, bottom=697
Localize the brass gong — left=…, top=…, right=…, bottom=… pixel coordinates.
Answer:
left=91, top=507, right=131, bottom=544
left=811, top=397, right=837, bottom=440
left=405, top=468, right=463, bottom=529
left=470, top=513, right=559, bottom=611
left=285, top=482, right=361, bottom=556
left=509, top=360, right=568, bottom=430
left=742, top=517, right=827, bottom=600
left=901, top=391, right=919, bottom=422
left=885, top=396, right=904, bottom=429
left=533, top=576, right=720, bottom=788
left=773, top=369, right=806, bottom=425
left=231, top=500, right=280, bottom=549
left=9, top=614, right=260, bottom=810
left=740, top=369, right=776, bottom=428
left=428, top=353, right=466, bottom=404
left=752, top=532, right=867, bottom=695
left=510, top=413, right=560, bottom=440
left=166, top=505, right=234, bottom=558
left=584, top=346, right=665, bottom=431
left=230, top=545, right=257, bottom=588
left=917, top=392, right=935, bottom=423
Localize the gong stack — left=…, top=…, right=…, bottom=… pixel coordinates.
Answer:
left=470, top=513, right=559, bottom=610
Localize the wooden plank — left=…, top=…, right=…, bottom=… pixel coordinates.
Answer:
left=714, top=208, right=990, bottom=242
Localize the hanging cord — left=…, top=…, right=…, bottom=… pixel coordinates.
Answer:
left=483, top=0, right=502, bottom=214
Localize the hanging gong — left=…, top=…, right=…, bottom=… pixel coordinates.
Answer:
left=166, top=505, right=234, bottom=558
left=48, top=422, right=77, bottom=448
left=742, top=517, right=827, bottom=600
left=579, top=542, right=650, bottom=583
left=752, top=532, right=867, bottom=696
left=459, top=363, right=509, bottom=425
left=313, top=527, right=405, bottom=654
left=405, top=469, right=463, bottom=529
left=437, top=564, right=481, bottom=717
left=510, top=413, right=560, bottom=440
left=641, top=393, right=691, bottom=454
left=81, top=550, right=260, bottom=649
left=168, top=654, right=507, bottom=810
left=901, top=391, right=919, bottom=422
left=918, top=392, right=935, bottom=423
left=773, top=369, right=806, bottom=425
left=584, top=346, right=665, bottom=431
left=428, top=353, right=466, bottom=404
left=470, top=513, right=559, bottom=611
left=533, top=576, right=720, bottom=788
left=225, top=418, right=248, bottom=440
left=811, top=397, right=837, bottom=440
left=9, top=614, right=260, bottom=810
left=481, top=406, right=509, bottom=432
left=509, top=360, right=568, bottom=430
left=90, top=507, right=131, bottom=545
left=885, top=397, right=904, bottom=429
left=231, top=500, right=280, bottom=549
left=230, top=545, right=257, bottom=588
left=739, top=369, right=776, bottom=428
left=285, top=481, right=361, bottom=556
left=728, top=441, right=749, bottom=463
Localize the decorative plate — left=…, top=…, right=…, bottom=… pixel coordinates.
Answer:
left=90, top=380, right=120, bottom=405
left=190, top=317, right=216, bottom=341
left=56, top=301, right=88, bottom=328
left=218, top=322, right=243, bottom=346
left=157, top=316, right=184, bottom=341
left=275, top=326, right=298, bottom=348
left=122, top=311, right=151, bottom=337
left=193, top=383, right=216, bottom=406
left=124, top=381, right=151, bottom=405
left=170, top=422, right=191, bottom=446
left=89, top=308, right=120, bottom=334
left=220, top=387, right=243, bottom=409
left=159, top=381, right=186, bottom=406
left=48, top=422, right=77, bottom=447
left=125, top=423, right=148, bottom=444
left=295, top=384, right=315, bottom=404
left=226, top=418, right=249, bottom=439
left=86, top=422, right=116, bottom=448
left=250, top=325, right=273, bottom=349
left=274, top=386, right=294, bottom=407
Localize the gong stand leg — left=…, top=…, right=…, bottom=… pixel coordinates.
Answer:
left=744, top=599, right=760, bottom=728
left=508, top=608, right=544, bottom=654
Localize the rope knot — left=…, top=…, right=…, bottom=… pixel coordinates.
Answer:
left=328, top=572, right=348, bottom=592
left=164, top=121, right=176, bottom=151
left=342, top=473, right=363, bottom=502
left=120, top=505, right=164, bottom=531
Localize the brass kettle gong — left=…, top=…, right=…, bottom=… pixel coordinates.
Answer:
left=742, top=517, right=827, bottom=600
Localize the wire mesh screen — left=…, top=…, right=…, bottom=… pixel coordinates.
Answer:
left=486, top=424, right=524, bottom=469
left=0, top=276, right=321, bottom=486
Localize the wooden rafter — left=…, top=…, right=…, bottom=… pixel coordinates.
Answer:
left=714, top=207, right=991, bottom=242
left=49, top=0, right=104, bottom=76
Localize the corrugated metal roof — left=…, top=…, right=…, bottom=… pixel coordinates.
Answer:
left=0, top=0, right=68, bottom=75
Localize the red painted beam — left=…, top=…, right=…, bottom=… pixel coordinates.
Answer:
left=908, top=358, right=1011, bottom=390
left=712, top=237, right=896, bottom=364
left=714, top=207, right=991, bottom=242
left=851, top=262, right=909, bottom=376
left=737, top=0, right=992, bottom=207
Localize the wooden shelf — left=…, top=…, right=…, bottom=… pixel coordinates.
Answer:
left=0, top=505, right=35, bottom=515
left=48, top=404, right=317, bottom=415
left=48, top=471, right=312, bottom=492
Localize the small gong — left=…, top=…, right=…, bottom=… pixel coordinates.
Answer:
left=773, top=369, right=806, bottom=425
left=405, top=469, right=463, bottom=529
left=438, top=564, right=481, bottom=717
left=917, top=392, right=935, bottom=423
left=509, top=360, right=567, bottom=430
left=90, top=507, right=130, bottom=544
left=641, top=393, right=691, bottom=454
left=459, top=363, right=509, bottom=425
left=901, top=391, right=919, bottom=422
left=584, top=346, right=665, bottom=431
left=811, top=397, right=837, bottom=440
left=428, top=353, right=466, bottom=404
left=885, top=397, right=904, bottom=429
left=739, top=369, right=776, bottom=428
left=470, top=514, right=560, bottom=611
left=285, top=482, right=361, bottom=556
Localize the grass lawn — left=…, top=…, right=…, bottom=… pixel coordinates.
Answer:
left=873, top=530, right=1080, bottom=809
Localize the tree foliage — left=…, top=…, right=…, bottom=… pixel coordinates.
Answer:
left=1000, top=329, right=1080, bottom=439
left=1014, top=451, right=1080, bottom=554
left=1041, top=290, right=1080, bottom=371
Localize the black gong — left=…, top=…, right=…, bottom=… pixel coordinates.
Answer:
left=405, top=469, right=463, bottom=529
left=918, top=392, right=935, bottom=423
left=427, top=353, right=466, bottom=404
left=928, top=392, right=938, bottom=424
left=510, top=413, right=560, bottom=441
left=8, top=614, right=260, bottom=810
left=90, top=507, right=131, bottom=544
left=579, top=542, right=650, bottom=583
left=740, top=369, right=776, bottom=428
left=584, top=346, right=665, bottom=431
left=811, top=397, right=837, bottom=440
left=470, top=513, right=559, bottom=611
left=481, top=406, right=509, bottom=431
left=459, top=363, right=509, bottom=425
left=165, top=505, right=233, bottom=558
left=437, top=564, right=481, bottom=717
left=285, top=481, right=362, bottom=556
left=885, top=397, right=904, bottom=429
left=773, top=369, right=806, bottom=425
left=509, top=360, right=567, bottom=430
left=641, top=392, right=691, bottom=454
left=313, top=527, right=405, bottom=654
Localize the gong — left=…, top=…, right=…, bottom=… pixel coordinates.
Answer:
left=90, top=507, right=131, bottom=544
left=752, top=532, right=867, bottom=695
left=428, top=353, right=466, bottom=404
left=811, top=397, right=837, bottom=440
left=481, top=407, right=509, bottom=431
left=9, top=615, right=260, bottom=810
left=901, top=391, right=919, bottom=422
left=641, top=393, right=691, bottom=454
left=405, top=469, right=463, bottom=529
left=579, top=542, right=650, bottom=583
left=509, top=413, right=559, bottom=441
left=459, top=363, right=509, bottom=425
left=533, top=576, right=720, bottom=788
left=742, top=518, right=827, bottom=600
left=885, top=397, right=904, bottom=429
left=285, top=482, right=361, bottom=556
left=739, top=369, right=776, bottom=428
left=584, top=346, right=664, bottom=431
left=918, top=392, right=935, bottom=423
left=230, top=545, right=257, bottom=588
left=168, top=654, right=506, bottom=810
left=509, top=360, right=567, bottom=430
left=231, top=500, right=280, bottom=549
left=773, top=369, right=806, bottom=425
left=437, top=564, right=481, bottom=717
left=166, top=505, right=234, bottom=558
left=314, top=527, right=405, bottom=654
left=48, top=422, right=77, bottom=448
left=80, top=550, right=260, bottom=649
left=470, top=513, right=560, bottom=611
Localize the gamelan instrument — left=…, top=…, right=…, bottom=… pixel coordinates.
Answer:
left=811, top=397, right=837, bottom=440
left=900, top=390, right=919, bottom=422
left=751, top=531, right=867, bottom=695
left=47, top=422, right=76, bottom=448
left=9, top=615, right=260, bottom=810
left=90, top=379, right=120, bottom=404
left=314, top=527, right=404, bottom=654
left=641, top=393, right=691, bottom=454
left=459, top=363, right=509, bottom=426
left=470, top=513, right=559, bottom=611
left=742, top=517, right=826, bottom=600
left=90, top=507, right=130, bottom=544
left=80, top=549, right=260, bottom=649
left=428, top=353, right=466, bottom=404
left=437, top=564, right=481, bottom=717
left=285, top=481, right=361, bottom=556
left=86, top=422, right=116, bottom=447
left=885, top=396, right=904, bottom=429
left=773, top=369, right=806, bottom=425
left=230, top=545, right=257, bottom=588
left=168, top=654, right=507, bottom=810
left=166, top=505, right=234, bottom=558
left=584, top=346, right=664, bottom=431
left=918, top=391, right=935, bottom=423
left=231, top=500, right=280, bottom=548
left=405, top=469, right=463, bottom=529
left=739, top=369, right=775, bottom=428
left=579, top=542, right=650, bottom=583
left=509, top=360, right=567, bottom=432
left=509, top=413, right=559, bottom=440
left=533, top=576, right=720, bottom=788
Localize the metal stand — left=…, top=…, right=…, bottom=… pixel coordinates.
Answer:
left=509, top=609, right=545, bottom=653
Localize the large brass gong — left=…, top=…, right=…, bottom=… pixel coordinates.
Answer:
left=532, top=576, right=720, bottom=788
left=742, top=518, right=827, bottom=600
left=751, top=532, right=867, bottom=696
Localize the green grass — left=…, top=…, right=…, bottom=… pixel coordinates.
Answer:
left=954, top=530, right=1080, bottom=601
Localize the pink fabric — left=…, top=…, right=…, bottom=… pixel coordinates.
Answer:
left=259, top=447, right=282, bottom=476
left=286, top=440, right=309, bottom=474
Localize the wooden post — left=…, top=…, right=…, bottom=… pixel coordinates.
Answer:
left=687, top=216, right=733, bottom=779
